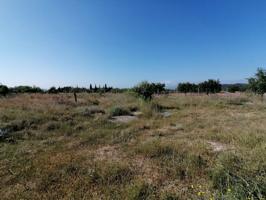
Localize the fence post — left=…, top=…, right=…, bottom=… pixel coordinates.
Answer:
left=74, top=92, right=77, bottom=103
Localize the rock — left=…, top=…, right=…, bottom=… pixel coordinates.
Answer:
left=0, top=128, right=8, bottom=138
left=110, top=116, right=138, bottom=123
left=161, top=111, right=172, bottom=117
left=132, top=111, right=143, bottom=116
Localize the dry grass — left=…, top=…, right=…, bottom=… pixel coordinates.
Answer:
left=0, top=92, right=266, bottom=199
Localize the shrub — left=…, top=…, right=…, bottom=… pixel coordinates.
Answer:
left=109, top=106, right=131, bottom=117
left=82, top=106, right=105, bottom=116
left=43, top=121, right=61, bottom=131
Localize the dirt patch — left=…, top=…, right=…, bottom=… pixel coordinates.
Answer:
left=133, top=156, right=161, bottom=184
left=94, top=145, right=123, bottom=161
left=155, top=123, right=184, bottom=137
left=110, top=115, right=138, bottom=123
left=208, top=141, right=228, bottom=152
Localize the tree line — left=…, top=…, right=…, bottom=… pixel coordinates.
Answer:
left=177, top=79, right=222, bottom=94
left=1, top=68, right=266, bottom=99
left=47, top=84, right=113, bottom=94
left=132, top=68, right=266, bottom=100
left=0, top=84, right=114, bottom=96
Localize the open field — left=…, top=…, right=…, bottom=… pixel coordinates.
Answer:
left=0, top=93, right=266, bottom=199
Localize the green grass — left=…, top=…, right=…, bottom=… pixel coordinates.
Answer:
left=0, top=93, right=266, bottom=199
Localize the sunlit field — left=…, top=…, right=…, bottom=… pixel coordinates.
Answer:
left=0, top=93, right=266, bottom=199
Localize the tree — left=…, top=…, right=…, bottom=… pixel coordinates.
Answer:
left=48, top=87, right=58, bottom=94
left=133, top=81, right=165, bottom=100
left=104, top=84, right=107, bottom=92
left=177, top=82, right=198, bottom=94
left=248, top=68, right=266, bottom=98
left=199, top=79, right=221, bottom=94
left=0, top=85, right=9, bottom=96
left=152, top=83, right=165, bottom=94
left=94, top=85, right=98, bottom=92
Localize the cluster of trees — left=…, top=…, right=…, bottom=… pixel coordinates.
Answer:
left=222, top=84, right=248, bottom=93
left=177, top=79, right=222, bottom=94
left=0, top=85, right=43, bottom=96
left=0, top=84, right=114, bottom=96
left=11, top=86, right=43, bottom=93
left=47, top=84, right=113, bottom=94
left=133, top=81, right=166, bottom=100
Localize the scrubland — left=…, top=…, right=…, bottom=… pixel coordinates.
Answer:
left=0, top=92, right=266, bottom=199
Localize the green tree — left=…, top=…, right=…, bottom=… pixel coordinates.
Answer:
left=199, top=79, right=221, bottom=94
left=177, top=82, right=198, bottom=94
left=133, top=81, right=165, bottom=100
left=48, top=87, right=58, bottom=94
left=0, top=85, right=9, bottom=96
left=248, top=68, right=266, bottom=98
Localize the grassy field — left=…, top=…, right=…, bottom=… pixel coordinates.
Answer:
left=0, top=92, right=266, bottom=200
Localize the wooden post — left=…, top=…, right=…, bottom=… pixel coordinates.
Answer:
left=74, top=92, right=77, bottom=103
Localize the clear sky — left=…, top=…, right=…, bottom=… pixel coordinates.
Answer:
left=1, top=0, right=266, bottom=88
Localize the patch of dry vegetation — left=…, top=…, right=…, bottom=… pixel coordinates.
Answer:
left=0, top=93, right=266, bottom=199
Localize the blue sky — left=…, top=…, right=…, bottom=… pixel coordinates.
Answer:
left=1, top=0, right=266, bottom=88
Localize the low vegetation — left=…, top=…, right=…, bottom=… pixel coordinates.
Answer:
left=0, top=68, right=266, bottom=199
left=0, top=91, right=266, bottom=200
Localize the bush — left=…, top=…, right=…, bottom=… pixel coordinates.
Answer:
left=82, top=106, right=105, bottom=116
left=109, top=106, right=131, bottom=117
